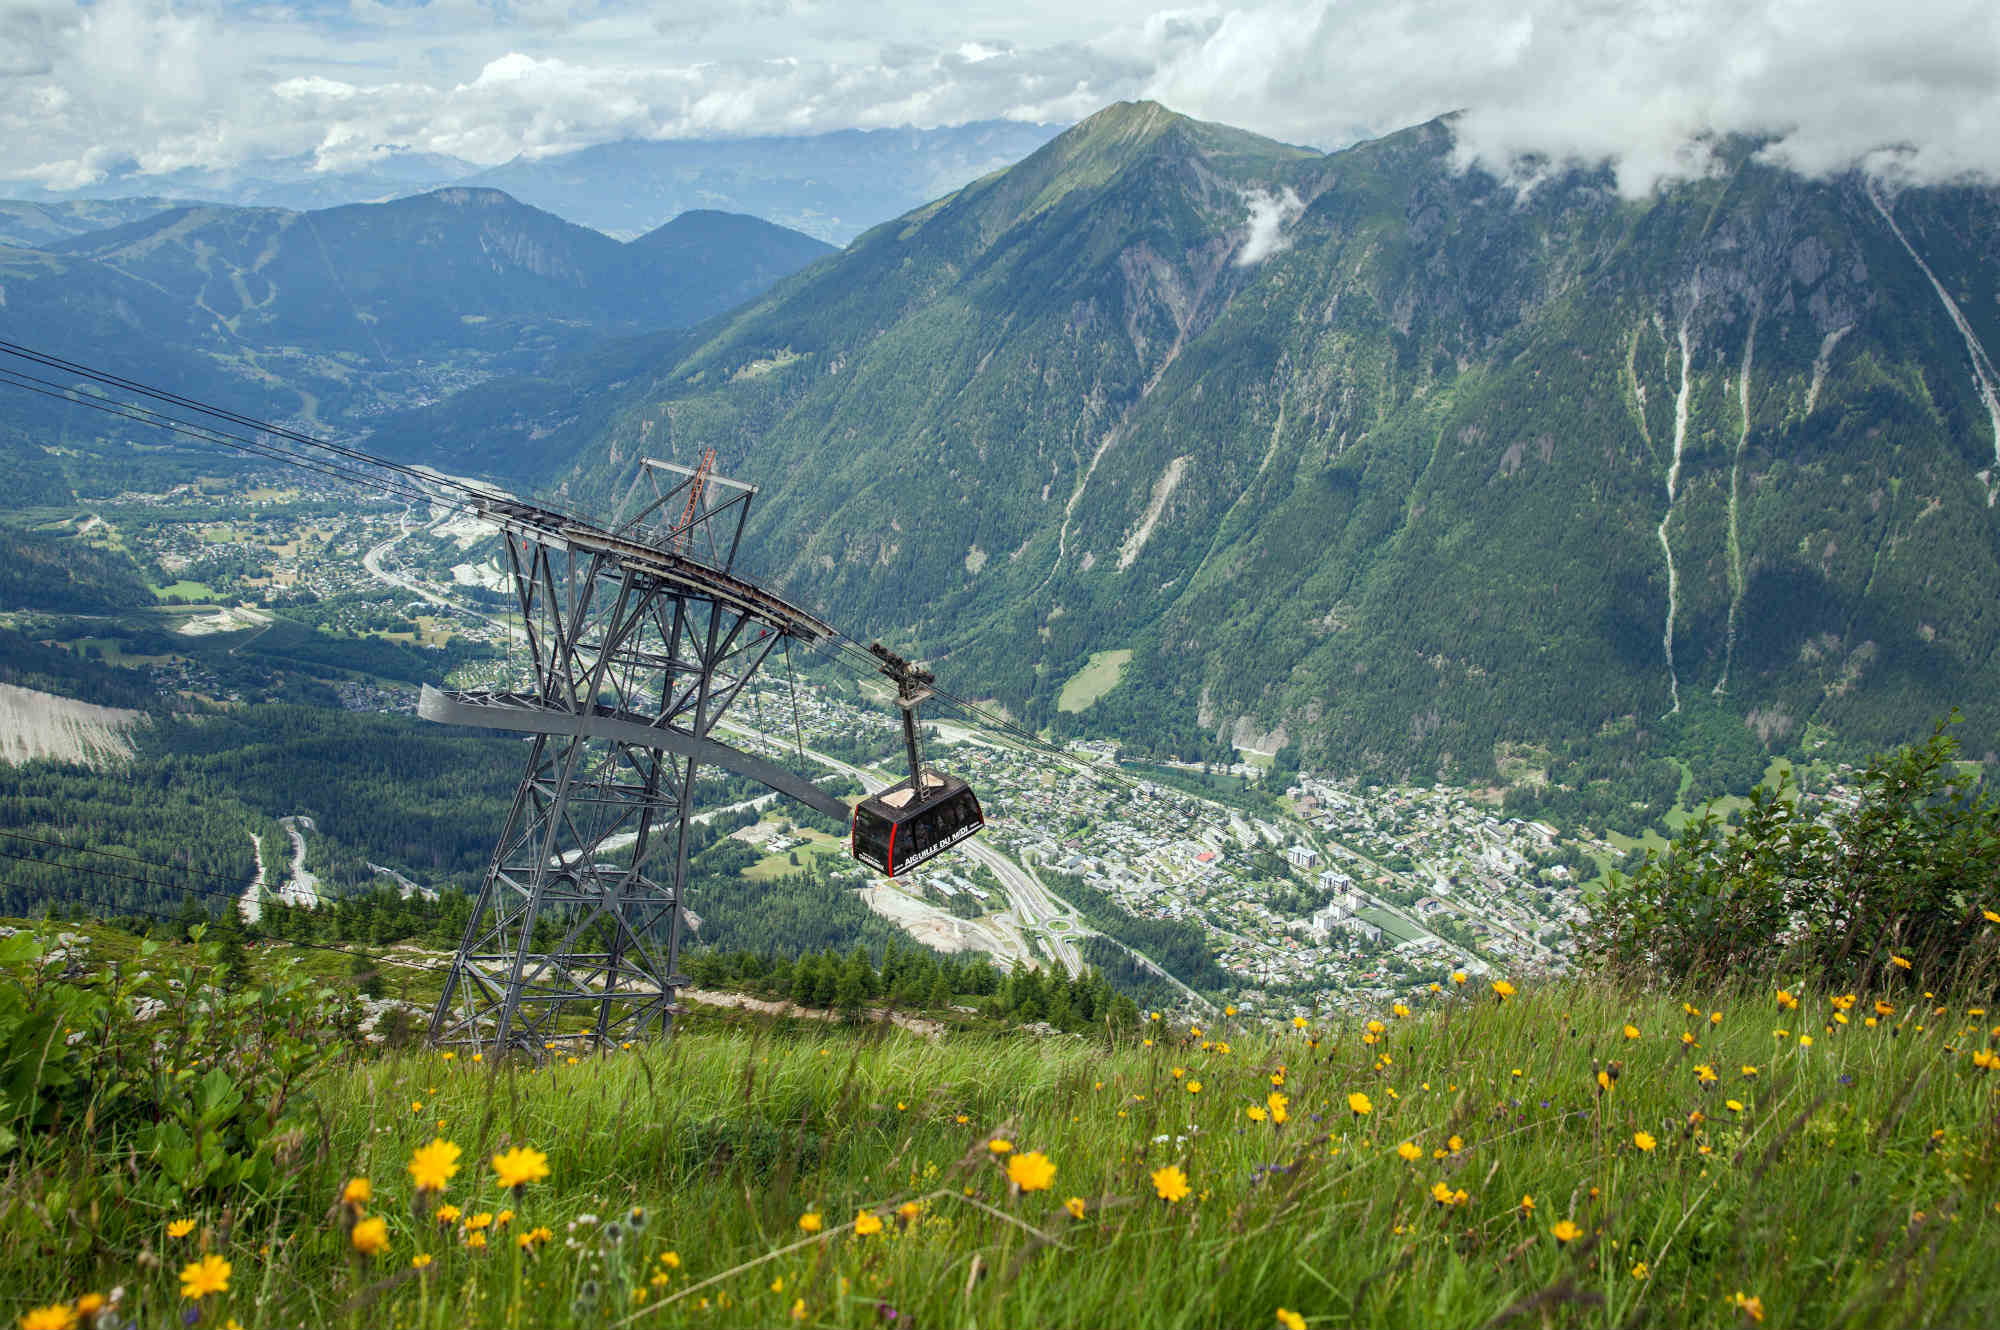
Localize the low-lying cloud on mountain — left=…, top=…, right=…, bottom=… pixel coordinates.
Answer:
left=4, top=0, right=1995, bottom=201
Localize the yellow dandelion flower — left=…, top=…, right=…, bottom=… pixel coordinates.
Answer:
left=1680, top=1032, right=1697, bottom=1046
left=660, top=1251, right=681, bottom=1268
left=1225, top=1004, right=1238, bottom=1016
left=1007, top=1151, right=1056, bottom=1192
left=1247, top=1105, right=1268, bottom=1122
left=1983, top=909, right=1999, bottom=924
left=412, top=1254, right=433, bottom=1269
left=465, top=1231, right=487, bottom=1249
left=490, top=1146, right=549, bottom=1190
left=1429, top=1181, right=1454, bottom=1206
left=854, top=1210, right=884, bottom=1237
left=1551, top=1219, right=1581, bottom=1245
left=1152, top=1165, right=1191, bottom=1203
left=1695, top=1064, right=1718, bottom=1085
left=1293, top=1015, right=1308, bottom=1029
left=464, top=1212, right=493, bottom=1232
left=1622, top=1024, right=1640, bottom=1040
left=434, top=1204, right=461, bottom=1225
left=1267, top=1091, right=1290, bottom=1124
left=790, top=1298, right=807, bottom=1321
left=18, top=1307, right=75, bottom=1330
left=1492, top=979, right=1516, bottom=1000
left=1890, top=954, right=1912, bottom=970
left=1396, top=1141, right=1421, bottom=1162
left=1726, top=1099, right=1745, bottom=1113
left=1393, top=1003, right=1410, bottom=1017
left=988, top=1138, right=1014, bottom=1155
left=342, top=1177, right=371, bottom=1207
left=1729, top=1290, right=1766, bottom=1322
left=1347, top=1092, right=1373, bottom=1116
left=1276, top=1310, right=1306, bottom=1330
left=1065, top=1196, right=1087, bottom=1220
left=1447, top=1134, right=1464, bottom=1153
left=1633, top=1131, right=1657, bottom=1152
left=1632, top=1261, right=1649, bottom=1279
left=179, top=1253, right=232, bottom=1300
left=1775, top=989, right=1798, bottom=1011
left=1451, top=971, right=1467, bottom=985
left=1519, top=1194, right=1535, bottom=1214
left=167, top=1218, right=196, bottom=1239
left=1597, top=1070, right=1613, bottom=1094
left=351, top=1216, right=390, bottom=1257
left=1186, top=1080, right=1203, bottom=1094
left=1798, top=1034, right=1814, bottom=1048
left=798, top=1212, right=824, bottom=1234
left=407, top=1138, right=461, bottom=1193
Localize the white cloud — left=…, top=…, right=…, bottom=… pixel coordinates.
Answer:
left=1236, top=185, right=1301, bottom=265
left=1, top=0, right=1995, bottom=193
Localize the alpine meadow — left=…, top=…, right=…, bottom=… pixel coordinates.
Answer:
left=2, top=4, right=1999, bottom=1328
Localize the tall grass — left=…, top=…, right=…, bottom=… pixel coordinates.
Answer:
left=10, top=975, right=1999, bottom=1328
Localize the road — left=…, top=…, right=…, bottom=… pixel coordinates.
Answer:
left=359, top=506, right=522, bottom=641
left=275, top=816, right=322, bottom=909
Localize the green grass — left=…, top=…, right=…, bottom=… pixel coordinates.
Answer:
left=8, top=963, right=1998, bottom=1328
left=150, top=579, right=217, bottom=602
left=1056, top=649, right=1132, bottom=714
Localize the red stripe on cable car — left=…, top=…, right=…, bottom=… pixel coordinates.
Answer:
left=885, top=820, right=897, bottom=875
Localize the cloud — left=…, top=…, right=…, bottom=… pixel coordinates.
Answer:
left=1144, top=0, right=2000, bottom=194
left=1, top=0, right=1995, bottom=195
left=1236, top=185, right=1302, bottom=265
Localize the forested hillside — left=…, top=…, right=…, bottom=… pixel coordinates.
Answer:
left=426, top=101, right=2000, bottom=797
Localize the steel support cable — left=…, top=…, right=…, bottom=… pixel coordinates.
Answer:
left=0, top=368, right=446, bottom=508
left=0, top=338, right=512, bottom=512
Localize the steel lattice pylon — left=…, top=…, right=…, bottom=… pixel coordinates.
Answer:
left=423, top=460, right=846, bottom=1059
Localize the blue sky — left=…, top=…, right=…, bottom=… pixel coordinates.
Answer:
left=3, top=0, right=1996, bottom=193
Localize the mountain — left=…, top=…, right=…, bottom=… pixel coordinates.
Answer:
left=0, top=149, right=479, bottom=214
left=0, top=198, right=192, bottom=249
left=462, top=121, right=1068, bottom=243
left=0, top=189, right=832, bottom=430
left=402, top=101, right=2000, bottom=804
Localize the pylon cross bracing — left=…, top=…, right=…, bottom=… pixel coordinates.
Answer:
left=423, top=460, right=841, bottom=1059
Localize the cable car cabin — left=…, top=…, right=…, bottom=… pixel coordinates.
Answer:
left=851, top=771, right=984, bottom=876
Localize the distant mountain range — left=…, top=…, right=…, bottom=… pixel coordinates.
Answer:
left=0, top=189, right=831, bottom=429
left=385, top=101, right=2000, bottom=797
left=0, top=122, right=1067, bottom=246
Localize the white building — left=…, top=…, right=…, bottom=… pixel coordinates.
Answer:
left=1287, top=844, right=1320, bottom=871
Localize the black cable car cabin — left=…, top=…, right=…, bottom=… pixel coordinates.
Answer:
left=849, top=643, right=986, bottom=877
left=852, top=772, right=984, bottom=876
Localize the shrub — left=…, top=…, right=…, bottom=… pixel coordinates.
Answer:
left=1584, top=716, right=2000, bottom=991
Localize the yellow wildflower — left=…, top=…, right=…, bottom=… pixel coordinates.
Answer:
left=490, top=1146, right=549, bottom=1190
left=342, top=1177, right=371, bottom=1207
left=798, top=1212, right=824, bottom=1234
left=1890, top=954, right=1912, bottom=970
left=1007, top=1151, right=1056, bottom=1192
left=1247, top=1106, right=1268, bottom=1122
left=854, top=1210, right=884, bottom=1237
left=179, top=1254, right=232, bottom=1300
left=412, top=1254, right=433, bottom=1269
left=988, top=1138, right=1014, bottom=1155
left=1267, top=1091, right=1290, bottom=1124
left=1729, top=1290, right=1766, bottom=1322
left=351, top=1217, right=390, bottom=1257
left=167, top=1218, right=196, bottom=1239
left=18, top=1308, right=74, bottom=1330
left=1633, top=1131, right=1657, bottom=1152
left=1519, top=1194, right=1535, bottom=1214
left=1451, top=971, right=1467, bottom=985
left=1276, top=1310, right=1306, bottom=1330
left=407, top=1138, right=461, bottom=1193
left=1492, top=979, right=1516, bottom=1000
left=1552, top=1219, right=1581, bottom=1245
left=1396, top=1141, right=1421, bottom=1162
left=1622, top=1024, right=1640, bottom=1040
left=1152, top=1165, right=1191, bottom=1203
left=1347, top=1092, right=1373, bottom=1117
left=1065, top=1197, right=1087, bottom=1220
left=434, top=1205, right=461, bottom=1225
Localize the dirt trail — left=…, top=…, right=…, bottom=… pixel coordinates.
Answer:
left=679, top=988, right=947, bottom=1038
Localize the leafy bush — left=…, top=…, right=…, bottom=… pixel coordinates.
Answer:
left=0, top=926, right=344, bottom=1214
left=1584, top=717, right=2000, bottom=990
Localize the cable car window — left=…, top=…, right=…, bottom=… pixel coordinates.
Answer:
left=853, top=807, right=893, bottom=867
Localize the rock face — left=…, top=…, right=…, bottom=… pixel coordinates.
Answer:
left=451, top=101, right=1997, bottom=779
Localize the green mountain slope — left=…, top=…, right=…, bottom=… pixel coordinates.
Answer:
left=332, top=105, right=2000, bottom=794
left=0, top=190, right=833, bottom=435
